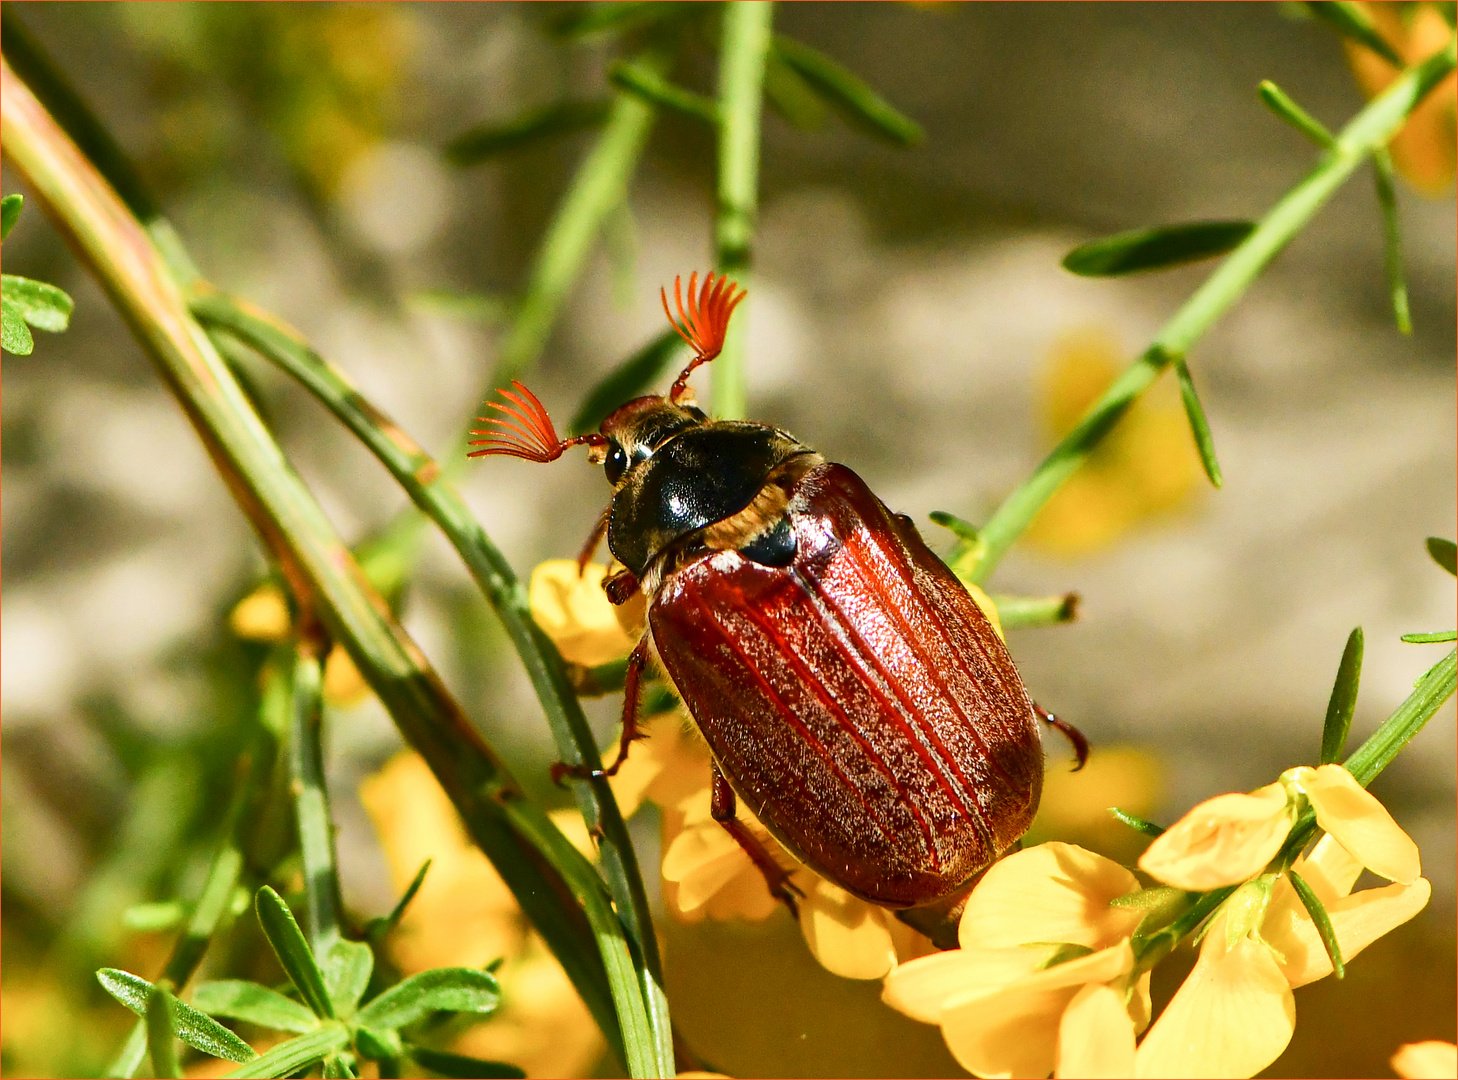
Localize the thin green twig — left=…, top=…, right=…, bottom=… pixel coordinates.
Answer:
left=1, top=60, right=649, bottom=1072
left=712, top=2, right=773, bottom=420
left=288, top=643, right=342, bottom=953
left=957, top=37, right=1457, bottom=583
left=494, top=56, right=664, bottom=386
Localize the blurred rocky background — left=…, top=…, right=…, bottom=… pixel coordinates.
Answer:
left=2, top=3, right=1453, bottom=1077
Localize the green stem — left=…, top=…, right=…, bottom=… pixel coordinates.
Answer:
left=958, top=38, right=1457, bottom=583
left=989, top=593, right=1079, bottom=630
left=288, top=643, right=342, bottom=952
left=494, top=60, right=663, bottom=386
left=1, top=59, right=644, bottom=1072
left=194, top=293, right=672, bottom=1077
left=1344, top=648, right=1456, bottom=787
left=712, top=1, right=773, bottom=419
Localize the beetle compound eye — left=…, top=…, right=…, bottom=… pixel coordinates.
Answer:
left=604, top=442, right=629, bottom=484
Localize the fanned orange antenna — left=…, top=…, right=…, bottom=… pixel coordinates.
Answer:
left=468, top=381, right=605, bottom=462
left=663, top=271, right=746, bottom=403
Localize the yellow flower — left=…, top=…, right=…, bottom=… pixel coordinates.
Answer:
left=1133, top=833, right=1431, bottom=1078
left=1393, top=1041, right=1458, bottom=1080
left=1139, top=763, right=1422, bottom=893
left=529, top=560, right=640, bottom=667
left=883, top=843, right=1150, bottom=1078
left=1137, top=781, right=1293, bottom=891
left=1343, top=1, right=1456, bottom=193
left=359, top=751, right=603, bottom=1078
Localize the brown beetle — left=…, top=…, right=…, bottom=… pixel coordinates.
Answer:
left=471, top=274, right=1084, bottom=939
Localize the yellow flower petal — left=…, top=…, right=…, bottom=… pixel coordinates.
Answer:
left=1264, top=876, right=1430, bottom=988
left=959, top=842, right=1143, bottom=951
left=797, top=876, right=899, bottom=980
left=229, top=583, right=291, bottom=641
left=1056, top=982, right=1137, bottom=1079
left=1392, top=1041, right=1458, bottom=1080
left=1137, top=783, right=1292, bottom=891
left=1134, top=922, right=1294, bottom=1079
left=1291, top=833, right=1364, bottom=903
left=940, top=943, right=1133, bottom=1079
left=883, top=946, right=1060, bottom=1024
left=1290, top=764, right=1421, bottom=884
left=661, top=819, right=755, bottom=913
left=528, top=560, right=638, bottom=667
left=1127, top=971, right=1152, bottom=1036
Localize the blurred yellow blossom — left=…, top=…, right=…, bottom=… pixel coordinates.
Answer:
left=359, top=751, right=603, bottom=1078
left=883, top=843, right=1150, bottom=1077
left=1344, top=2, right=1457, bottom=193
left=1026, top=329, right=1201, bottom=555
left=1137, top=781, right=1293, bottom=890
left=1393, top=1041, right=1458, bottom=1080
left=530, top=559, right=641, bottom=666
left=229, top=582, right=291, bottom=641
left=1028, top=744, right=1163, bottom=861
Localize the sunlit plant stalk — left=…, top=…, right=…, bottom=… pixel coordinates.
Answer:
left=959, top=36, right=1457, bottom=583
left=711, top=1, right=773, bottom=420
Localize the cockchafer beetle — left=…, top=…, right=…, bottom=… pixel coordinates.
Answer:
left=470, top=273, right=1085, bottom=944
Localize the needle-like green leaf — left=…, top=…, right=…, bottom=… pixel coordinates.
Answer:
left=355, top=967, right=502, bottom=1033
left=1321, top=628, right=1364, bottom=764
left=445, top=101, right=612, bottom=166
left=1304, top=1, right=1405, bottom=67
left=1109, top=808, right=1166, bottom=837
left=1062, top=221, right=1256, bottom=277
left=191, top=980, right=321, bottom=1035
left=253, top=888, right=334, bottom=1020
left=1428, top=537, right=1458, bottom=576
left=1402, top=630, right=1458, bottom=644
left=772, top=34, right=923, bottom=146
left=97, top=970, right=257, bottom=1063
left=609, top=61, right=719, bottom=126
left=1172, top=356, right=1223, bottom=487
left=1258, top=80, right=1337, bottom=146
left=1287, top=869, right=1345, bottom=978
left=1370, top=147, right=1411, bottom=333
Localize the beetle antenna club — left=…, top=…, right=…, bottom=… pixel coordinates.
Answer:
left=664, top=271, right=747, bottom=403
left=468, top=380, right=606, bottom=462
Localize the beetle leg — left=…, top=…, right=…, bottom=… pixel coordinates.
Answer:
left=1034, top=703, right=1089, bottom=771
left=550, top=637, right=650, bottom=786
left=709, top=763, right=804, bottom=916
left=576, top=506, right=611, bottom=573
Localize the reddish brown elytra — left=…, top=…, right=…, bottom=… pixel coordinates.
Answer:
left=470, top=272, right=1084, bottom=943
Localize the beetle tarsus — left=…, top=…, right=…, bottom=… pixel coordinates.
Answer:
left=1034, top=703, right=1089, bottom=771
